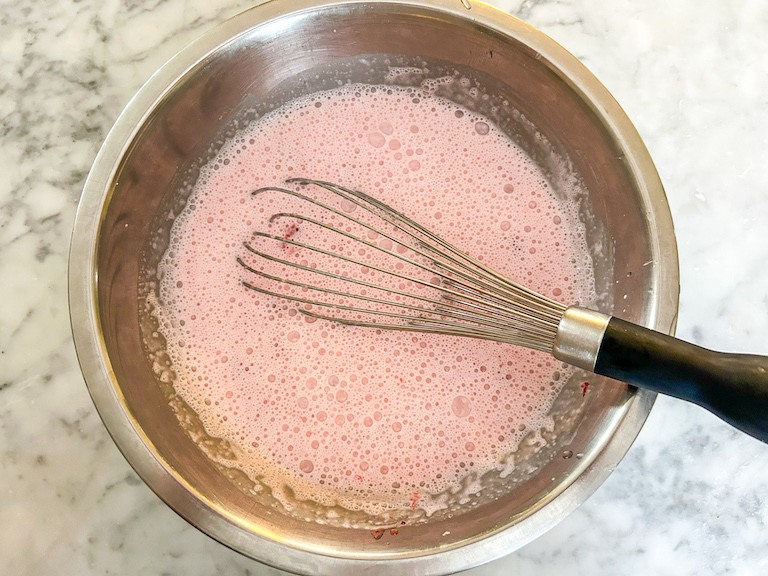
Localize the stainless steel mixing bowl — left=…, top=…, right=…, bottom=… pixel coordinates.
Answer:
left=69, top=0, right=679, bottom=573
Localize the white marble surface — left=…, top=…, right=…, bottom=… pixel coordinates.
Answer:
left=1, top=0, right=767, bottom=574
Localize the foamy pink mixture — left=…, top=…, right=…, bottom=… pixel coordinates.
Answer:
left=156, top=84, right=595, bottom=514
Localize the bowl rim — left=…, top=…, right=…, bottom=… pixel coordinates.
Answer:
left=68, top=0, right=679, bottom=574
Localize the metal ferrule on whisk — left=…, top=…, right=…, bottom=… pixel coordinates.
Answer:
left=552, top=307, right=610, bottom=371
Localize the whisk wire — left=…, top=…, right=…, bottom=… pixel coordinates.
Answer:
left=240, top=179, right=567, bottom=352
left=237, top=264, right=552, bottom=350
left=238, top=252, right=527, bottom=333
left=309, top=179, right=564, bottom=314
left=254, top=181, right=564, bottom=323
left=242, top=227, right=556, bottom=338
left=307, top=180, right=562, bottom=311
left=260, top=180, right=549, bottom=315
left=298, top=310, right=555, bottom=352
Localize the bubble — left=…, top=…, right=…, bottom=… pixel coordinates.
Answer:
left=300, top=459, right=314, bottom=473
left=503, top=183, right=514, bottom=194
left=368, top=132, right=386, bottom=147
left=451, top=396, right=472, bottom=418
left=474, top=122, right=490, bottom=135
left=287, top=331, right=300, bottom=342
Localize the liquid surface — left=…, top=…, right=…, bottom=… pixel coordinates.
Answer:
left=155, top=84, right=595, bottom=515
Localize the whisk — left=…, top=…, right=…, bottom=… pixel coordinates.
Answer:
left=237, top=178, right=768, bottom=443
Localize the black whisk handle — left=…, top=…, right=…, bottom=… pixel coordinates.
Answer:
left=594, top=317, right=768, bottom=443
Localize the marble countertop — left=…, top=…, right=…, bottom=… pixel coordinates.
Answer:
left=1, top=0, right=767, bottom=574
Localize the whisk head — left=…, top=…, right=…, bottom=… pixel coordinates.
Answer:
left=237, top=178, right=567, bottom=353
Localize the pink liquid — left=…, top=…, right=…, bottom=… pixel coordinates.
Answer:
left=156, top=84, right=595, bottom=515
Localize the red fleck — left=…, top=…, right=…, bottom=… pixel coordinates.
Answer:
left=279, top=223, right=300, bottom=251
left=354, top=474, right=363, bottom=481
left=371, top=529, right=384, bottom=540
left=400, top=521, right=406, bottom=525
left=581, top=381, right=590, bottom=397
left=390, top=529, right=399, bottom=536
left=399, top=377, right=404, bottom=383
left=410, top=492, right=421, bottom=510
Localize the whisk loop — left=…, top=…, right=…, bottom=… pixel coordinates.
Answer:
left=237, top=178, right=566, bottom=353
